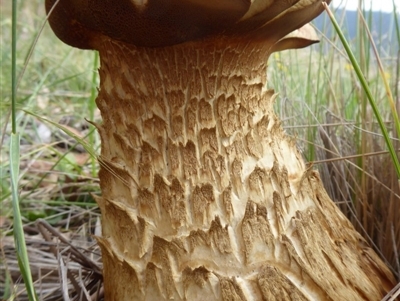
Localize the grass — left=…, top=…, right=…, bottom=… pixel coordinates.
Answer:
left=2, top=1, right=102, bottom=300
left=1, top=0, right=399, bottom=300
left=269, top=5, right=400, bottom=278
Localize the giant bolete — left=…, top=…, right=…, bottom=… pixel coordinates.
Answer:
left=45, top=0, right=395, bottom=300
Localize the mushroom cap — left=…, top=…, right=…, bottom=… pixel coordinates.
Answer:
left=46, top=0, right=330, bottom=49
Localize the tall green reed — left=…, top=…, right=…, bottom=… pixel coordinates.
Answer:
left=9, top=0, right=38, bottom=300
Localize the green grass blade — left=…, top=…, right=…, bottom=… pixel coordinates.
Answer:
left=1, top=269, right=12, bottom=300
left=356, top=9, right=400, bottom=146
left=11, top=0, right=38, bottom=299
left=15, top=0, right=61, bottom=91
left=10, top=134, right=38, bottom=301
left=323, top=2, right=400, bottom=181
left=393, top=0, right=400, bottom=44
left=393, top=0, right=400, bottom=103
left=24, top=110, right=98, bottom=158
left=24, top=109, right=131, bottom=187
left=11, top=0, right=17, bottom=134
left=89, top=51, right=99, bottom=177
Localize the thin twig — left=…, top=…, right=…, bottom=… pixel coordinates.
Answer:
left=36, top=219, right=102, bottom=275
left=37, top=221, right=83, bottom=298
left=312, top=149, right=400, bottom=164
left=391, top=224, right=400, bottom=280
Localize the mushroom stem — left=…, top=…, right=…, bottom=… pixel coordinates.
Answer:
left=93, top=37, right=394, bottom=300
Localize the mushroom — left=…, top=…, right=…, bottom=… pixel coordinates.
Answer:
left=45, top=1, right=395, bottom=300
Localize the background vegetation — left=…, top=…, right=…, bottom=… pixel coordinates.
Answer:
left=269, top=5, right=400, bottom=278
left=1, top=0, right=399, bottom=300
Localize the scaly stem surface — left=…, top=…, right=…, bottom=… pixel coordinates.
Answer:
left=95, top=37, right=394, bottom=301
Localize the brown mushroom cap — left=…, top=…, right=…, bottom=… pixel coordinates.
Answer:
left=46, top=0, right=330, bottom=49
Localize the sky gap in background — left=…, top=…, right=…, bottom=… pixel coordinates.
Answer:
left=336, top=0, right=400, bottom=12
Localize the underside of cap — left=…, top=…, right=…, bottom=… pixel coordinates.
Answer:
left=45, top=0, right=330, bottom=50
